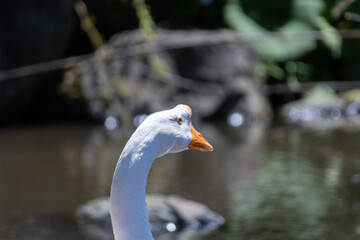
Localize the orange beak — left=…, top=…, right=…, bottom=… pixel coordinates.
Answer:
left=188, top=123, right=213, bottom=151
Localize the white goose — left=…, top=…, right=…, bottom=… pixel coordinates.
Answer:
left=110, top=104, right=213, bottom=240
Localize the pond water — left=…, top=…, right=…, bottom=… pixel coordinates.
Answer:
left=0, top=123, right=360, bottom=240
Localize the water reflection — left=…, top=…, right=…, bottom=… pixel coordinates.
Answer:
left=347, top=102, right=360, bottom=120
left=221, top=129, right=360, bottom=240
left=0, top=125, right=359, bottom=239
left=288, top=107, right=343, bottom=122
left=0, top=127, right=88, bottom=215
left=104, top=116, right=118, bottom=130
left=133, top=114, right=148, bottom=128
left=227, top=112, right=244, bottom=127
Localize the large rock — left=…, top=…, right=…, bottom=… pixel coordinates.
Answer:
left=65, top=29, right=271, bottom=124
left=76, top=195, right=224, bottom=239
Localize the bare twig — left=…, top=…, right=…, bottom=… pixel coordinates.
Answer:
left=0, top=55, right=90, bottom=82
left=74, top=1, right=105, bottom=49
left=332, top=0, right=357, bottom=18
left=133, top=0, right=156, bottom=43
left=345, top=12, right=360, bottom=23
left=2, top=29, right=360, bottom=82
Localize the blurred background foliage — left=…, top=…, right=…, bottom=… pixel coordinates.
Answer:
left=2, top=0, right=360, bottom=123
left=224, top=0, right=341, bottom=86
left=71, top=0, right=360, bottom=88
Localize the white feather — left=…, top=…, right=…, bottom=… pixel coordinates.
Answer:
left=110, top=105, right=193, bottom=240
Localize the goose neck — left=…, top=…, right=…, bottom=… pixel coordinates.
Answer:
left=110, top=143, right=158, bottom=240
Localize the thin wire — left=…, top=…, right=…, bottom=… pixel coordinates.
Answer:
left=0, top=55, right=91, bottom=81
left=1, top=29, right=360, bottom=82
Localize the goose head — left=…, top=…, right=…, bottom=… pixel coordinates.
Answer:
left=133, top=104, right=213, bottom=158
left=111, top=104, right=213, bottom=240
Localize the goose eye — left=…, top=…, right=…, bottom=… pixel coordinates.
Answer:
left=177, top=117, right=183, bottom=124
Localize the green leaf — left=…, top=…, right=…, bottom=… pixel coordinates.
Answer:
left=224, top=0, right=316, bottom=61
